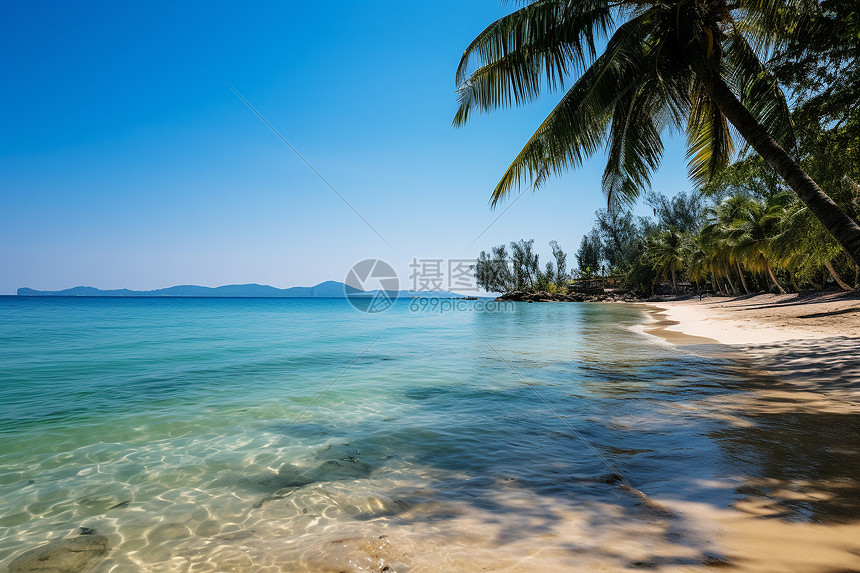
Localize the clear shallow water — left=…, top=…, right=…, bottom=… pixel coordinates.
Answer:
left=0, top=298, right=857, bottom=572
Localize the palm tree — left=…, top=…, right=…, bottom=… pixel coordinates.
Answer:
left=454, top=0, right=860, bottom=266
left=647, top=229, right=686, bottom=292
left=698, top=222, right=737, bottom=294
left=688, top=230, right=729, bottom=293
left=772, top=197, right=854, bottom=290
left=685, top=235, right=710, bottom=292
left=726, top=195, right=789, bottom=293
left=707, top=194, right=756, bottom=292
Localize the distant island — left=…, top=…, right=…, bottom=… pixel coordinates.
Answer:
left=16, top=281, right=466, bottom=298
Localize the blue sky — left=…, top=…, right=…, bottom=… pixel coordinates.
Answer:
left=0, top=1, right=697, bottom=295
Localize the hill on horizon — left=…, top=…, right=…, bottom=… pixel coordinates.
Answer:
left=16, top=281, right=468, bottom=298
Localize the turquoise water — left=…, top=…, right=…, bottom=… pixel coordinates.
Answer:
left=0, top=298, right=855, bottom=571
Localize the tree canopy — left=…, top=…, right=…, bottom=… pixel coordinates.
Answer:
left=456, top=0, right=860, bottom=265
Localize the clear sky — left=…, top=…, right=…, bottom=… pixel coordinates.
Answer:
left=0, top=1, right=697, bottom=295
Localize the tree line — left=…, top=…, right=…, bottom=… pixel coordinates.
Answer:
left=475, top=177, right=859, bottom=295
left=475, top=240, right=569, bottom=294
left=575, top=183, right=858, bottom=296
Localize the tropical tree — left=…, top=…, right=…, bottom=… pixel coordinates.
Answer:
left=725, top=194, right=790, bottom=293
left=575, top=229, right=602, bottom=276
left=536, top=261, right=557, bottom=290
left=595, top=206, right=639, bottom=271
left=772, top=199, right=855, bottom=290
left=647, top=229, right=687, bottom=292
left=686, top=232, right=716, bottom=292
left=475, top=245, right=516, bottom=293
left=646, top=191, right=706, bottom=234
left=454, top=0, right=860, bottom=265
left=550, top=240, right=569, bottom=284
left=770, top=0, right=860, bottom=139
left=698, top=220, right=737, bottom=294
left=509, top=239, right=540, bottom=289
left=706, top=193, right=761, bottom=292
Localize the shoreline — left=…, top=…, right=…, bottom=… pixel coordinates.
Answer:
left=638, top=291, right=860, bottom=346
left=635, top=293, right=860, bottom=572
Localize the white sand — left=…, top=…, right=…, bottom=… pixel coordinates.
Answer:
left=635, top=293, right=860, bottom=572
left=643, top=292, right=860, bottom=345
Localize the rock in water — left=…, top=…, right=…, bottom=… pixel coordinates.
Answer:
left=9, top=533, right=110, bottom=573
left=312, top=459, right=372, bottom=480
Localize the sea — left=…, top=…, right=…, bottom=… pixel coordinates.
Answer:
left=0, top=297, right=856, bottom=571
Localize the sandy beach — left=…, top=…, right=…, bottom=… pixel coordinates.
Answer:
left=643, top=291, right=859, bottom=410
left=640, top=292, right=860, bottom=572
left=644, top=292, right=860, bottom=345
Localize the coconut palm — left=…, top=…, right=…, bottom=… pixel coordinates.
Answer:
left=772, top=198, right=854, bottom=290
left=687, top=231, right=728, bottom=292
left=726, top=194, right=789, bottom=292
left=647, top=229, right=687, bottom=292
left=698, top=221, right=737, bottom=293
left=685, top=235, right=709, bottom=291
left=454, top=0, right=860, bottom=265
left=707, top=194, right=758, bottom=292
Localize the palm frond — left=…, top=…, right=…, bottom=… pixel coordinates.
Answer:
left=489, top=12, right=656, bottom=207
left=602, top=83, right=667, bottom=207
left=722, top=30, right=795, bottom=151
left=733, top=0, right=812, bottom=54
left=456, top=0, right=613, bottom=86
left=454, top=0, right=614, bottom=126
left=454, top=45, right=569, bottom=127
left=686, top=79, right=734, bottom=184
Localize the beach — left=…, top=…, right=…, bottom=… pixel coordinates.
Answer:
left=5, top=0, right=859, bottom=569
left=1, top=296, right=859, bottom=571
left=644, top=292, right=860, bottom=345
left=642, top=293, right=860, bottom=572
left=643, top=292, right=859, bottom=415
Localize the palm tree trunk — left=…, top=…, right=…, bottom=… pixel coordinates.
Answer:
left=736, top=261, right=750, bottom=293
left=765, top=263, right=787, bottom=294
left=707, top=77, right=860, bottom=266
left=725, top=269, right=738, bottom=295
left=845, top=255, right=859, bottom=288
left=824, top=261, right=852, bottom=291
left=671, top=267, right=676, bottom=293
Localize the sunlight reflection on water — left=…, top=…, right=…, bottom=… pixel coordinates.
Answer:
left=0, top=298, right=857, bottom=571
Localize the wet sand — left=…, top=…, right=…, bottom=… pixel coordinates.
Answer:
left=641, top=293, right=860, bottom=572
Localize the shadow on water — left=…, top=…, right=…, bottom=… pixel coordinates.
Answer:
left=206, top=312, right=860, bottom=569
left=683, top=336, right=860, bottom=525
left=3, top=301, right=859, bottom=571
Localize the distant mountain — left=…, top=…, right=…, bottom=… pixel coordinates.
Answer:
left=16, top=282, right=467, bottom=298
